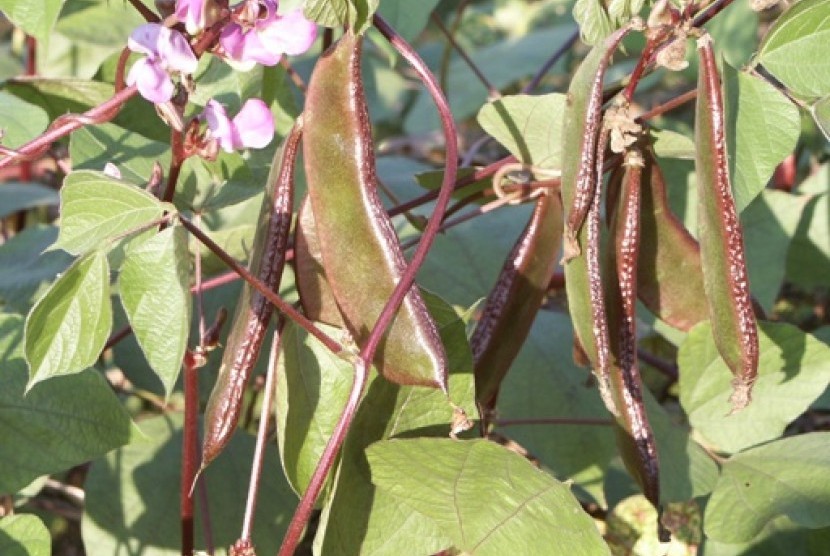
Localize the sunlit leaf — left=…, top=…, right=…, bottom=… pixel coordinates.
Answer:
left=477, top=93, right=567, bottom=169
left=367, top=438, right=610, bottom=556
left=118, top=225, right=192, bottom=398
left=24, top=251, right=112, bottom=389
left=757, top=0, right=830, bottom=99
left=0, top=0, right=65, bottom=43
left=0, top=92, right=49, bottom=149
left=679, top=321, right=830, bottom=453
left=304, top=0, right=379, bottom=34
left=705, top=432, right=830, bottom=542
left=53, top=170, right=165, bottom=256
left=0, top=515, right=50, bottom=556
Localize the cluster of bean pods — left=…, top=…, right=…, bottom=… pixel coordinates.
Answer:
left=197, top=16, right=760, bottom=550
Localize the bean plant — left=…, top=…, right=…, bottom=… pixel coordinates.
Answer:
left=0, top=0, right=829, bottom=554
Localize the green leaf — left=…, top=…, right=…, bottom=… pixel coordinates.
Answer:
left=703, top=516, right=830, bottom=556
left=0, top=313, right=133, bottom=494
left=70, top=123, right=171, bottom=185
left=367, top=438, right=610, bottom=556
left=0, top=226, right=72, bottom=313
left=54, top=170, right=165, bottom=255
left=810, top=94, right=830, bottom=141
left=651, top=129, right=696, bottom=160
left=757, top=0, right=830, bottom=99
left=313, top=292, right=475, bottom=555
left=0, top=515, right=50, bottom=556
left=118, top=225, right=192, bottom=398
left=573, top=0, right=614, bottom=46
left=4, top=78, right=168, bottom=141
left=81, top=414, right=296, bottom=555
left=477, top=93, right=567, bottom=169
left=0, top=182, right=59, bottom=219
left=404, top=25, right=576, bottom=134
left=275, top=320, right=353, bottom=500
left=53, top=0, right=144, bottom=48
left=705, top=432, right=830, bottom=543
left=723, top=64, right=801, bottom=211
left=303, top=0, right=379, bottom=34
left=787, top=193, right=830, bottom=289
left=188, top=55, right=265, bottom=111
left=24, top=251, right=112, bottom=389
left=376, top=0, right=440, bottom=42
left=0, top=0, right=66, bottom=43
left=0, top=92, right=49, bottom=149
left=742, top=190, right=808, bottom=313
left=679, top=321, right=830, bottom=453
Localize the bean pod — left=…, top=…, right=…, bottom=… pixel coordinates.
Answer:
left=303, top=31, right=447, bottom=390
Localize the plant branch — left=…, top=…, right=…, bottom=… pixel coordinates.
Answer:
left=636, top=88, right=697, bottom=122
left=181, top=352, right=200, bottom=556
left=178, top=215, right=342, bottom=354
left=126, top=0, right=161, bottom=23
left=431, top=12, right=500, bottom=100
left=522, top=28, right=580, bottom=94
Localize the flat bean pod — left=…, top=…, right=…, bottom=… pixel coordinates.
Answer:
left=471, top=192, right=563, bottom=412
left=201, top=120, right=301, bottom=469
left=695, top=35, right=759, bottom=412
left=303, top=31, right=447, bottom=390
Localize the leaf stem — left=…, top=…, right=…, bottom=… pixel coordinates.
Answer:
left=431, top=12, right=500, bottom=100
left=177, top=215, right=342, bottom=354
left=181, top=352, right=200, bottom=556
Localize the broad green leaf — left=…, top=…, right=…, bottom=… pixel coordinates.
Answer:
left=757, top=0, right=830, bottom=99
left=0, top=183, right=59, bottom=219
left=810, top=94, right=830, bottom=141
left=176, top=148, right=275, bottom=211
left=4, top=78, right=167, bottom=141
left=376, top=0, right=440, bottom=42
left=275, top=320, right=353, bottom=499
left=54, top=170, right=164, bottom=255
left=313, top=293, right=475, bottom=556
left=404, top=25, right=576, bottom=134
left=651, top=129, right=696, bottom=160
left=118, top=226, right=192, bottom=398
left=742, top=190, right=808, bottom=313
left=573, top=0, right=614, bottom=46
left=605, top=496, right=701, bottom=555
left=81, top=414, right=296, bottom=555
left=723, top=64, right=801, bottom=212
left=53, top=0, right=143, bottom=48
left=303, top=0, right=379, bottom=34
left=0, top=0, right=66, bottom=43
left=0, top=515, right=50, bottom=556
left=703, top=516, right=830, bottom=556
left=24, top=251, right=112, bottom=388
left=679, top=321, right=830, bottom=453
left=70, top=123, right=171, bottom=185
left=0, top=92, right=49, bottom=149
left=0, top=314, right=133, bottom=494
left=0, top=226, right=72, bottom=313
left=366, top=438, right=610, bottom=556
left=787, top=193, right=830, bottom=289
left=477, top=93, right=567, bottom=169
left=705, top=432, right=830, bottom=543
left=188, top=55, right=265, bottom=111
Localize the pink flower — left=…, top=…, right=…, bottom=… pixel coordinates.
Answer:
left=219, top=1, right=317, bottom=70
left=127, top=24, right=198, bottom=103
left=204, top=99, right=275, bottom=152
left=176, top=0, right=207, bottom=34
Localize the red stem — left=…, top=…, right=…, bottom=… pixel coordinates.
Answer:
left=126, top=0, right=161, bottom=22
left=181, top=352, right=200, bottom=556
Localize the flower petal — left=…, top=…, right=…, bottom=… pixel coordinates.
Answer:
left=127, top=57, right=175, bottom=103
left=128, top=23, right=163, bottom=58
left=159, top=27, right=199, bottom=74
left=204, top=100, right=239, bottom=152
left=175, top=0, right=206, bottom=35
left=232, top=99, right=275, bottom=149
left=220, top=22, right=279, bottom=66
left=257, top=9, right=318, bottom=57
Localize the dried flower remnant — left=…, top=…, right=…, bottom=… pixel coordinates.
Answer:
left=127, top=23, right=198, bottom=103
left=219, top=0, right=317, bottom=70
left=204, top=99, right=275, bottom=152
left=605, top=102, right=643, bottom=154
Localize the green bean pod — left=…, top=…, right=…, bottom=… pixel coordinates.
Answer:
left=695, top=35, right=759, bottom=412
left=471, top=192, right=563, bottom=411
left=294, top=195, right=346, bottom=328
left=201, top=120, right=301, bottom=468
left=303, top=31, right=447, bottom=390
